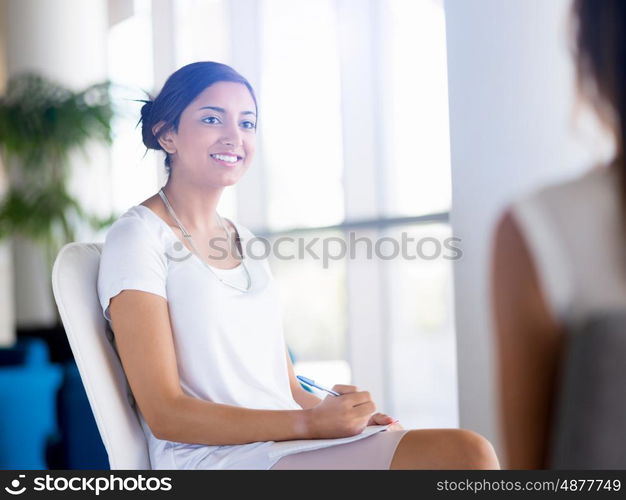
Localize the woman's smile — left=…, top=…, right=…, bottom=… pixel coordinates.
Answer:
left=210, top=152, right=243, bottom=167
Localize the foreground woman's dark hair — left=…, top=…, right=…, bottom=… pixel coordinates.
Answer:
left=571, top=0, right=625, bottom=202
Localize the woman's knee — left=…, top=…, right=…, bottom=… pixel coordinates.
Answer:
left=453, top=429, right=500, bottom=469
left=390, top=429, right=500, bottom=469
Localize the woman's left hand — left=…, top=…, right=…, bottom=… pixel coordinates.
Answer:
left=367, top=412, right=403, bottom=430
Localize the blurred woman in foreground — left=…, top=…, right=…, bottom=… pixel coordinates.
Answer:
left=492, top=0, right=625, bottom=469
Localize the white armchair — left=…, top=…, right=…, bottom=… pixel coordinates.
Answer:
left=51, top=242, right=150, bottom=469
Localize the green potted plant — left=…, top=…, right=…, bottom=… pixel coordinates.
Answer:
left=0, top=72, right=119, bottom=344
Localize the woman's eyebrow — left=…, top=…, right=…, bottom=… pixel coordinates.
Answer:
left=197, top=105, right=256, bottom=117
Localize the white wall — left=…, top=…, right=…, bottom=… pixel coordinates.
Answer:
left=7, top=0, right=108, bottom=85
left=6, top=0, right=110, bottom=328
left=0, top=0, right=6, bottom=90
left=444, top=0, right=614, bottom=458
left=0, top=0, right=13, bottom=346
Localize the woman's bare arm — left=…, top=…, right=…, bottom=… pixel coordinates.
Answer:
left=108, top=289, right=312, bottom=445
left=283, top=347, right=323, bottom=410
left=491, top=210, right=565, bottom=469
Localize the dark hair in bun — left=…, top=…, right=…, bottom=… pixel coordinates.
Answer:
left=139, top=101, right=159, bottom=149
left=135, top=61, right=258, bottom=176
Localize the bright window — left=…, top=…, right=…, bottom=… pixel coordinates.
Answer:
left=260, top=0, right=345, bottom=231
left=107, top=0, right=158, bottom=214
left=385, top=0, right=452, bottom=217
left=256, top=0, right=456, bottom=426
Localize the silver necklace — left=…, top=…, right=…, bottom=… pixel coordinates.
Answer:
left=158, top=188, right=252, bottom=292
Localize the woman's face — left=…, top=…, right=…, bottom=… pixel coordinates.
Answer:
left=157, top=81, right=257, bottom=188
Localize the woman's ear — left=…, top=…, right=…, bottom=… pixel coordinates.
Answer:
left=152, top=121, right=177, bottom=154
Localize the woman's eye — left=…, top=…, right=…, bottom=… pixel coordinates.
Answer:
left=202, top=116, right=221, bottom=124
left=241, top=121, right=256, bottom=130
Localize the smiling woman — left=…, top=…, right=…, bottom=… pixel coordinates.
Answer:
left=153, top=81, right=255, bottom=188
left=139, top=62, right=257, bottom=185
left=96, top=61, right=499, bottom=470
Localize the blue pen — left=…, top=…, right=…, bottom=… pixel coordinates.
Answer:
left=296, top=375, right=341, bottom=397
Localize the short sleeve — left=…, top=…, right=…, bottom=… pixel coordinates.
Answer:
left=97, top=214, right=168, bottom=323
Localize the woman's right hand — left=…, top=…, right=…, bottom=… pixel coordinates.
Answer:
left=305, top=384, right=376, bottom=439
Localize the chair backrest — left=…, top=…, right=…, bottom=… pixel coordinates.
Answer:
left=548, top=311, right=626, bottom=469
left=51, top=242, right=151, bottom=469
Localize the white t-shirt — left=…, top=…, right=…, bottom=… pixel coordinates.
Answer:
left=97, top=204, right=390, bottom=469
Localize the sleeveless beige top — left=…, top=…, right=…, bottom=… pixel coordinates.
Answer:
left=510, top=164, right=626, bottom=325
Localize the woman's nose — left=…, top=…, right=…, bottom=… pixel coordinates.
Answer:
left=220, top=122, right=242, bottom=146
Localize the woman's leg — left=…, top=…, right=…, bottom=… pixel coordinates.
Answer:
left=269, top=428, right=500, bottom=470
left=269, top=430, right=409, bottom=470
left=389, top=429, right=501, bottom=469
